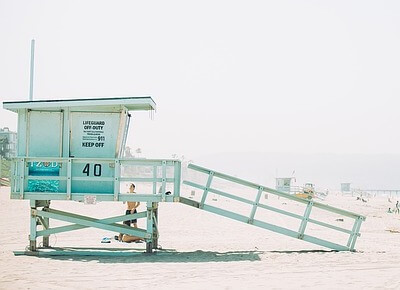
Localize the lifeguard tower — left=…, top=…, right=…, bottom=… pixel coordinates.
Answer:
left=4, top=96, right=366, bottom=255
left=4, top=97, right=182, bottom=253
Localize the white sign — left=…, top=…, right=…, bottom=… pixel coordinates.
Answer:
left=81, top=120, right=106, bottom=149
left=70, top=112, right=120, bottom=158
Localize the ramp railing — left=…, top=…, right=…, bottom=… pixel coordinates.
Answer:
left=182, top=163, right=365, bottom=251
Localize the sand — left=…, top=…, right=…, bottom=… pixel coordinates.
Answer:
left=1, top=186, right=400, bottom=290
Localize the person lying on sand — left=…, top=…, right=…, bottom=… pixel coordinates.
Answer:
left=120, top=234, right=144, bottom=243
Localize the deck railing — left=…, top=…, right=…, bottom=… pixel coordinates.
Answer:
left=11, top=157, right=181, bottom=202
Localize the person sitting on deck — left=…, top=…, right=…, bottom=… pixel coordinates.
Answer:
left=118, top=183, right=142, bottom=241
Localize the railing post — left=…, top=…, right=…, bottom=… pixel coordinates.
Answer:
left=66, top=158, right=72, bottom=200
left=200, top=171, right=214, bottom=209
left=347, top=216, right=363, bottom=251
left=347, top=218, right=359, bottom=249
left=152, top=165, right=157, bottom=195
left=298, top=200, right=313, bottom=239
left=174, top=161, right=181, bottom=198
left=161, top=160, right=167, bottom=199
left=19, top=158, right=25, bottom=199
left=114, top=159, right=121, bottom=201
left=249, top=186, right=263, bottom=224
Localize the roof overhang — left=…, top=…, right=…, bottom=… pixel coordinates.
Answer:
left=2, top=96, right=156, bottom=113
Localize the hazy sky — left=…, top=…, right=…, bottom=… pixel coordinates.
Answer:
left=1, top=0, right=399, bottom=160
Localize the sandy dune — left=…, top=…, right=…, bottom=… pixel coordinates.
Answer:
left=1, top=186, right=400, bottom=289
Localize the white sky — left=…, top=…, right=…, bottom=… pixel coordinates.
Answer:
left=1, top=0, right=400, bottom=160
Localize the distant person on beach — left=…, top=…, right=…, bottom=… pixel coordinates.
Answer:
left=118, top=183, right=142, bottom=241
left=395, top=201, right=400, bottom=214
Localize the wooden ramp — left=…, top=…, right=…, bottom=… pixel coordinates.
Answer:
left=182, top=164, right=365, bottom=251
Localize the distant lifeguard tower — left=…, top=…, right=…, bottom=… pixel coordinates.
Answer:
left=3, top=96, right=367, bottom=255
left=275, top=177, right=294, bottom=193
left=341, top=183, right=351, bottom=193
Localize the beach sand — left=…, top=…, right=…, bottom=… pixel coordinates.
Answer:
left=1, top=186, right=400, bottom=289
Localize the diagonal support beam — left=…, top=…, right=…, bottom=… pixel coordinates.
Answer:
left=37, top=216, right=46, bottom=228
left=33, top=208, right=150, bottom=239
left=36, top=211, right=147, bottom=237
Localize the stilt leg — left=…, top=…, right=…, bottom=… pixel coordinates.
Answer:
left=29, top=240, right=36, bottom=251
left=146, top=242, right=153, bottom=253
left=29, top=200, right=37, bottom=251
left=42, top=229, right=49, bottom=247
left=146, top=202, right=154, bottom=253
left=152, top=202, right=158, bottom=249
left=42, top=200, right=50, bottom=247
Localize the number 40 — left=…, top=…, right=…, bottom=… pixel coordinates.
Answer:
left=82, top=163, right=102, bottom=177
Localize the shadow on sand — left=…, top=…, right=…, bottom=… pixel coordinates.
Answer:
left=14, top=247, right=263, bottom=263
left=267, top=249, right=338, bottom=254
left=13, top=247, right=341, bottom=263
